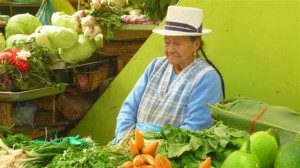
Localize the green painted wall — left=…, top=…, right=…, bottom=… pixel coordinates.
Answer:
left=68, top=0, right=300, bottom=145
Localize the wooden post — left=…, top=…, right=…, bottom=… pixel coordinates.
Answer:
left=0, top=102, right=13, bottom=126
left=52, top=95, right=56, bottom=124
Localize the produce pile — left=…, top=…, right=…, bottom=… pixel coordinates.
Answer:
left=1, top=122, right=298, bottom=168
left=0, top=0, right=181, bottom=91
left=0, top=11, right=85, bottom=91
left=0, top=1, right=128, bottom=91
left=0, top=39, right=55, bottom=91
left=99, top=0, right=179, bottom=23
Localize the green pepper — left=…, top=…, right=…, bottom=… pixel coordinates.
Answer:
left=221, top=133, right=261, bottom=168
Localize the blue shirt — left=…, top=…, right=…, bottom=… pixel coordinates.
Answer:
left=115, top=57, right=223, bottom=142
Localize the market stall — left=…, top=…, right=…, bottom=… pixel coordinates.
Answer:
left=0, top=0, right=159, bottom=137
left=0, top=0, right=299, bottom=167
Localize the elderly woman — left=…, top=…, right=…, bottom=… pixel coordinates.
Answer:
left=114, top=6, right=224, bottom=143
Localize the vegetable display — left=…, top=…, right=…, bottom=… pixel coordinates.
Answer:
left=0, top=122, right=246, bottom=167
left=1, top=39, right=55, bottom=91
left=0, top=121, right=297, bottom=167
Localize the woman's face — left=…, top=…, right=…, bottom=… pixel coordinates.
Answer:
left=164, top=36, right=200, bottom=71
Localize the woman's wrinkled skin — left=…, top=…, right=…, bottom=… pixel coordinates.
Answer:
left=164, top=36, right=201, bottom=74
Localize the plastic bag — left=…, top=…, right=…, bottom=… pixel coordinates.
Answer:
left=13, top=102, right=37, bottom=127
left=35, top=0, right=56, bottom=25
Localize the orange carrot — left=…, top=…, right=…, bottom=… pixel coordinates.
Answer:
left=141, top=154, right=155, bottom=165
left=142, top=141, right=159, bottom=155
left=138, top=165, right=156, bottom=168
left=121, top=160, right=133, bottom=168
left=133, top=154, right=147, bottom=167
left=129, top=141, right=140, bottom=157
left=199, top=157, right=211, bottom=168
left=135, top=129, right=144, bottom=151
left=155, top=154, right=172, bottom=168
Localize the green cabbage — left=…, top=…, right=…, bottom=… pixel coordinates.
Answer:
left=27, top=33, right=51, bottom=49
left=59, top=34, right=97, bottom=62
left=5, top=34, right=29, bottom=48
left=5, top=13, right=42, bottom=39
left=0, top=33, right=5, bottom=51
left=51, top=12, right=80, bottom=32
left=36, top=25, right=79, bottom=49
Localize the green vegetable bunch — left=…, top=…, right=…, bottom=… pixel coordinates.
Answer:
left=2, top=134, right=33, bottom=149
left=88, top=5, right=128, bottom=40
left=127, top=0, right=179, bottom=21
left=0, top=135, right=91, bottom=168
left=0, top=38, right=55, bottom=91
left=142, top=121, right=247, bottom=168
left=46, top=145, right=131, bottom=168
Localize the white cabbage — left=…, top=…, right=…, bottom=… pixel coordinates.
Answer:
left=59, top=34, right=97, bottom=62
left=5, top=13, right=41, bottom=39
left=27, top=33, right=51, bottom=49
left=51, top=12, right=80, bottom=32
left=36, top=25, right=79, bottom=49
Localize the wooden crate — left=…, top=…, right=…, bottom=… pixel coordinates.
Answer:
left=0, top=102, right=13, bottom=126
left=76, top=66, right=109, bottom=92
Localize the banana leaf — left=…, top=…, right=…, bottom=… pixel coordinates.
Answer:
left=207, top=97, right=300, bottom=146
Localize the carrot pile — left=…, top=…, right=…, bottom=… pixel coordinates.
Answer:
left=119, top=130, right=171, bottom=168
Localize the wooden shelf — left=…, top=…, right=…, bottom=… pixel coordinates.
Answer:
left=14, top=125, right=67, bottom=139
left=120, top=24, right=158, bottom=31
left=0, top=1, right=80, bottom=16
left=0, top=2, right=41, bottom=16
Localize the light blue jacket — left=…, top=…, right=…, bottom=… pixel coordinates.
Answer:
left=114, top=57, right=223, bottom=142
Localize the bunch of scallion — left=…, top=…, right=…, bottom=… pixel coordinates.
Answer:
left=0, top=136, right=91, bottom=168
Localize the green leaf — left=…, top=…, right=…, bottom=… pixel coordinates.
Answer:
left=168, top=143, right=191, bottom=158
left=179, top=153, right=199, bottom=168
left=208, top=97, right=300, bottom=145
left=189, top=135, right=202, bottom=151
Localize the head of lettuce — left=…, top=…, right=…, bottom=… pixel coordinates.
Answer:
left=5, top=13, right=42, bottom=39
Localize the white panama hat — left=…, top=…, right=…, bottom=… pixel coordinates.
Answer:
left=153, top=6, right=212, bottom=36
